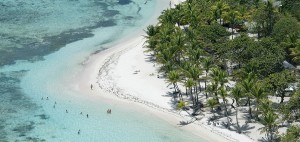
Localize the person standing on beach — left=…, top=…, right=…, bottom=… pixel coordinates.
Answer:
left=90, top=84, right=93, bottom=90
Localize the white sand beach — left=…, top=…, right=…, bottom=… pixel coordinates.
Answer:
left=71, top=0, right=256, bottom=141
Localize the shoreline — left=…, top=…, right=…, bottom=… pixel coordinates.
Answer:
left=72, top=0, right=254, bottom=142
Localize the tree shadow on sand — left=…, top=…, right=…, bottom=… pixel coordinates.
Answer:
left=258, top=137, right=268, bottom=142
left=144, top=53, right=156, bottom=63
left=177, top=116, right=202, bottom=127
left=239, top=123, right=255, bottom=134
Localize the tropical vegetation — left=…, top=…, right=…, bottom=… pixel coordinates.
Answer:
left=144, top=0, right=300, bottom=141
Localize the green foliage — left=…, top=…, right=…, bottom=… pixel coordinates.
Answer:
left=248, top=38, right=285, bottom=77
left=280, top=125, right=300, bottom=142
left=231, top=85, right=243, bottom=102
left=289, top=40, right=300, bottom=63
left=177, top=100, right=187, bottom=110
left=262, top=70, right=296, bottom=103
left=197, top=23, right=229, bottom=44
left=259, top=109, right=279, bottom=141
left=282, top=91, right=300, bottom=121
left=281, top=0, right=300, bottom=21
left=252, top=0, right=280, bottom=37
left=207, top=99, right=218, bottom=111
left=227, top=33, right=258, bottom=65
left=258, top=99, right=272, bottom=114
left=144, top=0, right=299, bottom=138
left=272, top=15, right=300, bottom=43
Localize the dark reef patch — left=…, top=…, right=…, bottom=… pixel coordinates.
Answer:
left=103, top=10, right=120, bottom=17
left=34, top=114, right=50, bottom=120
left=12, top=121, right=35, bottom=137
left=118, top=0, right=131, bottom=5
left=0, top=71, right=39, bottom=141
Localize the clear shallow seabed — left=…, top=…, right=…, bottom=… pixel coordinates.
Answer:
left=0, top=0, right=207, bottom=141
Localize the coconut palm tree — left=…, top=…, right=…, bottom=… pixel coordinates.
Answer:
left=223, top=10, right=241, bottom=39
left=144, top=25, right=159, bottom=53
left=203, top=57, right=213, bottom=99
left=158, top=9, right=176, bottom=25
left=207, top=98, right=218, bottom=119
left=167, top=70, right=181, bottom=94
left=186, top=66, right=202, bottom=94
left=241, top=76, right=255, bottom=118
left=231, top=85, right=243, bottom=133
left=207, top=83, right=219, bottom=103
left=217, top=68, right=228, bottom=88
left=177, top=100, right=187, bottom=110
left=211, top=0, right=230, bottom=25
left=251, top=84, right=266, bottom=119
left=184, top=78, right=196, bottom=107
left=259, top=110, right=279, bottom=142
left=258, top=99, right=273, bottom=114
left=219, top=87, right=231, bottom=128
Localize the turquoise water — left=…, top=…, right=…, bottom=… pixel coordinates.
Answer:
left=0, top=0, right=206, bottom=141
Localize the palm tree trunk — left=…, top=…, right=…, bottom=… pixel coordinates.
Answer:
left=248, top=98, right=252, bottom=118
left=173, top=83, right=177, bottom=93
left=231, top=25, right=234, bottom=39
left=190, top=88, right=194, bottom=107
left=215, top=93, right=219, bottom=103
left=199, top=81, right=202, bottom=92
left=244, top=97, right=249, bottom=106
left=280, top=92, right=285, bottom=103
left=223, top=97, right=230, bottom=128
left=205, top=72, right=208, bottom=99
left=185, top=87, right=188, bottom=96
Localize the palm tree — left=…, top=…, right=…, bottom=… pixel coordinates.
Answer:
left=184, top=78, right=196, bottom=107
left=167, top=70, right=181, bottom=94
left=185, top=66, right=202, bottom=101
left=231, top=85, right=243, bottom=133
left=144, top=25, right=159, bottom=53
left=259, top=110, right=279, bottom=142
left=207, top=83, right=219, bottom=103
left=158, top=9, right=176, bottom=25
left=251, top=84, right=266, bottom=119
left=258, top=99, right=273, bottom=114
left=209, top=67, right=228, bottom=104
left=263, top=0, right=278, bottom=36
left=224, top=10, right=241, bottom=39
left=219, top=87, right=231, bottom=128
left=211, top=0, right=230, bottom=25
left=177, top=100, right=187, bottom=110
left=207, top=99, right=218, bottom=119
left=170, top=28, right=186, bottom=65
left=217, top=68, right=228, bottom=88
left=241, top=76, right=255, bottom=118
left=203, top=57, right=213, bottom=99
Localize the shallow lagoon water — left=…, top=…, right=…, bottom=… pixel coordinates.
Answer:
left=0, top=0, right=207, bottom=141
